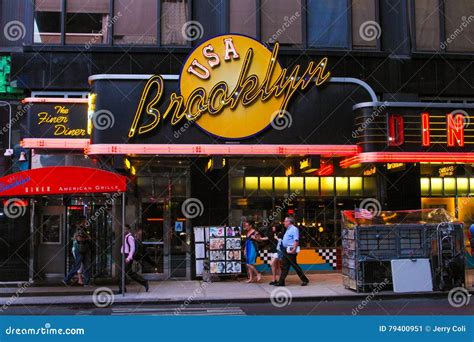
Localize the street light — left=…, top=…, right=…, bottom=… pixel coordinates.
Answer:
left=0, top=101, right=13, bottom=157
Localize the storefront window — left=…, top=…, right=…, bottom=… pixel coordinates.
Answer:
left=305, top=177, right=319, bottom=196
left=320, top=177, right=334, bottom=196
left=230, top=177, right=243, bottom=196
left=444, top=177, right=456, bottom=196
left=161, top=0, right=189, bottom=45
left=413, top=0, right=441, bottom=51
left=261, top=0, right=302, bottom=45
left=421, top=178, right=430, bottom=196
left=307, top=0, right=349, bottom=48
left=34, top=0, right=62, bottom=44
left=431, top=177, right=443, bottom=196
left=113, top=0, right=157, bottom=44
left=350, top=177, right=363, bottom=196
left=259, top=177, right=273, bottom=195
left=274, top=177, right=289, bottom=196
left=290, top=177, right=304, bottom=194
left=336, top=177, right=349, bottom=196
left=363, top=177, right=376, bottom=196
left=65, top=0, right=109, bottom=45
left=245, top=177, right=258, bottom=195
left=229, top=0, right=257, bottom=39
left=457, top=178, right=469, bottom=196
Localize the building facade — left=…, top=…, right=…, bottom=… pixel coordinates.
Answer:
left=0, top=0, right=473, bottom=283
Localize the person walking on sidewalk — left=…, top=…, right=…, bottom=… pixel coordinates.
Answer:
left=274, top=217, right=309, bottom=287
left=244, top=220, right=263, bottom=283
left=63, top=226, right=92, bottom=286
left=119, top=225, right=149, bottom=293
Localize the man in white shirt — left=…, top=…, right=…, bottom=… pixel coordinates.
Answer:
left=274, top=217, right=309, bottom=286
left=118, top=225, right=149, bottom=293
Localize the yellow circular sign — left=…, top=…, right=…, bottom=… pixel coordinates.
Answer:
left=180, top=35, right=284, bottom=139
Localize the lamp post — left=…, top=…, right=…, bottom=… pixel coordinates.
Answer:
left=0, top=101, right=13, bottom=156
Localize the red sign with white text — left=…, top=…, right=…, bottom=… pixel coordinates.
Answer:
left=0, top=167, right=127, bottom=197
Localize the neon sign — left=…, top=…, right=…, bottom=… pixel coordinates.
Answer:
left=128, top=35, right=330, bottom=140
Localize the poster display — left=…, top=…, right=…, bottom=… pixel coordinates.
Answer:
left=193, top=226, right=242, bottom=276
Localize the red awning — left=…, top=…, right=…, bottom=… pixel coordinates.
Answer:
left=0, top=167, right=127, bottom=197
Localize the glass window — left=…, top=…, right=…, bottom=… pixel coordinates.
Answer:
left=259, top=177, right=273, bottom=195
left=245, top=177, right=258, bottom=194
left=443, top=177, right=456, bottom=196
left=307, top=0, right=349, bottom=48
left=274, top=177, right=289, bottom=196
left=350, top=177, right=363, bottom=196
left=443, top=0, right=474, bottom=52
left=363, top=177, right=376, bottom=196
left=305, top=177, right=319, bottom=196
left=420, top=178, right=430, bottom=196
left=456, top=178, right=469, bottom=196
left=336, top=177, right=349, bottom=196
left=261, top=0, right=302, bottom=45
left=34, top=0, right=62, bottom=44
left=351, top=0, right=378, bottom=49
left=229, top=0, right=257, bottom=38
left=113, top=0, right=157, bottom=44
left=290, top=177, right=304, bottom=194
left=231, top=177, right=243, bottom=196
left=431, top=178, right=443, bottom=196
left=65, top=0, right=110, bottom=45
left=161, top=0, right=189, bottom=45
left=414, top=0, right=441, bottom=51
left=320, top=177, right=334, bottom=196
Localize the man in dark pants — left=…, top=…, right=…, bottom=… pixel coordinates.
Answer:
left=275, top=217, right=309, bottom=286
left=118, top=225, right=149, bottom=293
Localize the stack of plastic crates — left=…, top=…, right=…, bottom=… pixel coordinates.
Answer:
left=341, top=208, right=465, bottom=292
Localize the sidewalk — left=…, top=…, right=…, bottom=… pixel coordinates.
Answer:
left=1, top=272, right=473, bottom=307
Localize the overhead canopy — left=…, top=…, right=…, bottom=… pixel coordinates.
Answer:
left=0, top=167, right=127, bottom=197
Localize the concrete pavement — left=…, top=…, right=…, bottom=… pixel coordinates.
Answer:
left=1, top=271, right=473, bottom=307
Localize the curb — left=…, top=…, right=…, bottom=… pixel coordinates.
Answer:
left=1, top=290, right=472, bottom=307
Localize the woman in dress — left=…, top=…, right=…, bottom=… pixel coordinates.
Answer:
left=244, top=220, right=262, bottom=283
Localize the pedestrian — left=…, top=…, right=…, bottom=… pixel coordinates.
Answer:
left=63, top=226, right=91, bottom=286
left=274, top=217, right=309, bottom=286
left=244, top=220, right=263, bottom=283
left=267, top=223, right=284, bottom=285
left=118, top=225, right=149, bottom=293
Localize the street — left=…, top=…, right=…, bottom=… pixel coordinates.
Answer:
left=2, top=297, right=472, bottom=316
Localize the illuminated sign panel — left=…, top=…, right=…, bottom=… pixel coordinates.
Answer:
left=355, top=105, right=473, bottom=153
left=128, top=35, right=330, bottom=140
left=24, top=99, right=89, bottom=140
